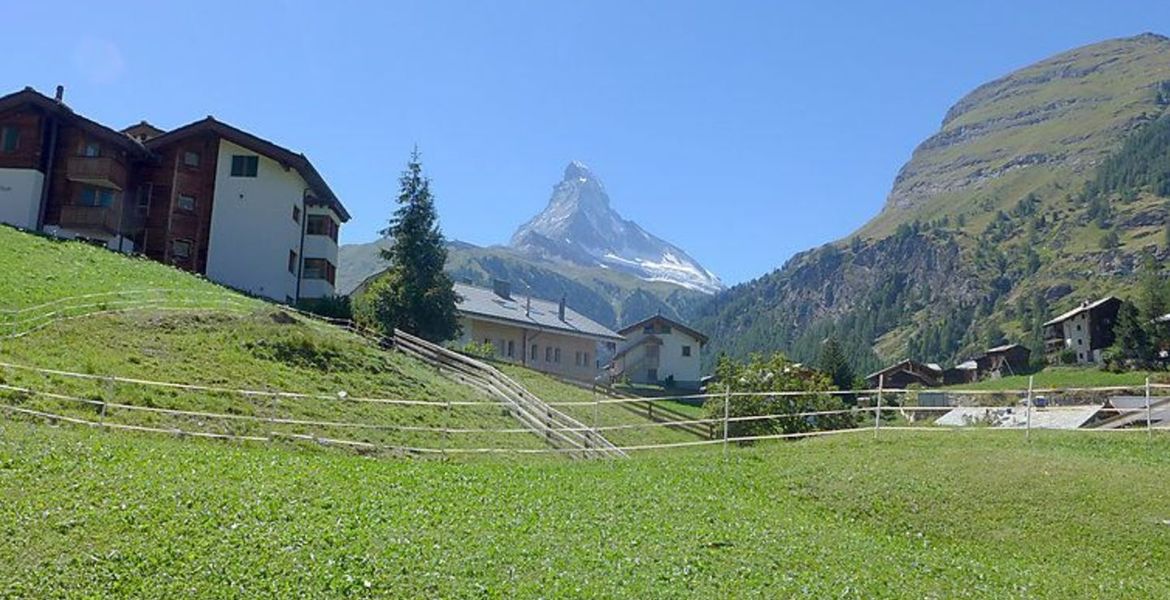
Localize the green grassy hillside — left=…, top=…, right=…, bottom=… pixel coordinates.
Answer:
left=0, top=227, right=542, bottom=453
left=696, top=34, right=1170, bottom=372
left=3, top=424, right=1168, bottom=597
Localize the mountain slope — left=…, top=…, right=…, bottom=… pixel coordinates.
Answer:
left=338, top=238, right=709, bottom=329
left=511, top=161, right=723, bottom=294
left=695, top=33, right=1170, bottom=373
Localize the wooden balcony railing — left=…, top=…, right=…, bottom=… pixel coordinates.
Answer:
left=66, top=155, right=128, bottom=190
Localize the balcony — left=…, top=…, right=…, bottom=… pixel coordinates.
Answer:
left=58, top=198, right=144, bottom=238
left=66, top=155, right=128, bottom=190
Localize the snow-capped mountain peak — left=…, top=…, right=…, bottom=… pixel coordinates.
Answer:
left=510, top=162, right=724, bottom=294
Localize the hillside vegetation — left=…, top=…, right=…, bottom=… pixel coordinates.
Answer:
left=0, top=227, right=543, bottom=452
left=3, top=425, right=1168, bottom=597
left=340, top=239, right=708, bottom=329
left=697, top=34, right=1170, bottom=373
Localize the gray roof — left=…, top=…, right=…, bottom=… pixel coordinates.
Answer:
left=454, top=283, right=623, bottom=342
left=1042, top=296, right=1119, bottom=327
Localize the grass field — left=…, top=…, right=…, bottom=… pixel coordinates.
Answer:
left=943, top=366, right=1161, bottom=392
left=2, top=423, right=1169, bottom=598
left=497, top=365, right=709, bottom=448
left=0, top=226, right=550, bottom=453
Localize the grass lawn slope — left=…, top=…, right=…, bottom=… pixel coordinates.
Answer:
left=0, top=227, right=543, bottom=453
left=2, top=425, right=1168, bottom=598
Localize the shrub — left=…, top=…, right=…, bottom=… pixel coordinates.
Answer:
left=295, top=295, right=352, bottom=321
left=461, top=340, right=496, bottom=360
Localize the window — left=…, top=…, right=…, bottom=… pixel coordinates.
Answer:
left=306, top=214, right=338, bottom=241
left=1, top=126, right=18, bottom=153
left=292, top=205, right=302, bottom=224
left=1076, top=324, right=1082, bottom=332
left=288, top=250, right=298, bottom=274
left=554, top=348, right=561, bottom=364
left=530, top=344, right=538, bottom=361
left=182, top=150, right=201, bottom=168
left=302, top=258, right=335, bottom=283
left=230, top=155, right=259, bottom=177
left=80, top=186, right=115, bottom=207
left=545, top=347, right=553, bottom=362
left=643, top=325, right=653, bottom=334
left=507, top=340, right=515, bottom=358
left=81, top=141, right=101, bottom=157
left=583, top=352, right=589, bottom=367
left=177, top=194, right=196, bottom=212
left=171, top=239, right=192, bottom=259
left=682, top=345, right=692, bottom=357
left=661, top=325, right=672, bottom=334
left=574, top=351, right=582, bottom=366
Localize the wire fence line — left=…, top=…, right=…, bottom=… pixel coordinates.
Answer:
left=2, top=361, right=1168, bottom=459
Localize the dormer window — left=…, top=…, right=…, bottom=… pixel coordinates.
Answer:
left=183, top=150, right=201, bottom=168
left=230, top=155, right=259, bottom=177
left=81, top=141, right=100, bottom=157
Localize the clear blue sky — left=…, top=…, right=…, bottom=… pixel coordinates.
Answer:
left=5, top=2, right=1168, bottom=284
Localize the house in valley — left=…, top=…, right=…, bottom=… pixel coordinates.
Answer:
left=611, top=315, right=709, bottom=390
left=865, top=359, right=944, bottom=389
left=0, top=86, right=348, bottom=303
left=1042, top=296, right=1121, bottom=364
left=452, top=281, right=623, bottom=381
left=981, top=343, right=1031, bottom=377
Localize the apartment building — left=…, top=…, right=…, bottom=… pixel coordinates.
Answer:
left=0, top=86, right=348, bottom=302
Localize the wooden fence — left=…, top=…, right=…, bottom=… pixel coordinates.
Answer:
left=391, top=329, right=626, bottom=459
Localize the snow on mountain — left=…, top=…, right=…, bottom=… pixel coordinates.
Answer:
left=510, top=161, right=724, bottom=294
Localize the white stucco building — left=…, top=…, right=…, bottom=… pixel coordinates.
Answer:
left=612, top=315, right=709, bottom=390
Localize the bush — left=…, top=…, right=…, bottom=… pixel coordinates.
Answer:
left=705, top=353, right=855, bottom=441
left=461, top=340, right=495, bottom=360
left=295, top=295, right=352, bottom=321
left=1059, top=349, right=1078, bottom=365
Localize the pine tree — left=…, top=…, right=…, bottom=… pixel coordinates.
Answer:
left=1114, top=301, right=1152, bottom=364
left=364, top=149, right=460, bottom=342
left=817, top=337, right=855, bottom=391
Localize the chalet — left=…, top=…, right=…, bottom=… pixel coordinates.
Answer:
left=981, top=343, right=1031, bottom=377
left=865, top=359, right=943, bottom=389
left=452, top=281, right=623, bottom=382
left=0, top=86, right=348, bottom=303
left=1043, top=296, right=1121, bottom=364
left=612, top=315, right=709, bottom=390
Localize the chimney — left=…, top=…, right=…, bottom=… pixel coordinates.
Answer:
left=492, top=279, right=511, bottom=300
left=54, top=85, right=64, bottom=103
left=558, top=295, right=567, bottom=322
left=526, top=295, right=531, bottom=317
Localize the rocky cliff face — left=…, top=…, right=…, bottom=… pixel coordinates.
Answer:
left=511, top=162, right=724, bottom=294
left=696, top=33, right=1170, bottom=372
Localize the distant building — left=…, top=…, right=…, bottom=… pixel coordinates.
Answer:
left=612, top=315, right=709, bottom=389
left=0, top=86, right=348, bottom=303
left=452, top=281, right=623, bottom=382
left=1043, top=296, right=1121, bottom=364
left=865, top=359, right=943, bottom=389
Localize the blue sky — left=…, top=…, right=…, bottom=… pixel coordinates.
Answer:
left=4, top=2, right=1168, bottom=284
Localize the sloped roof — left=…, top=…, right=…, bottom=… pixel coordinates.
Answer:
left=865, top=359, right=942, bottom=381
left=1042, top=296, right=1120, bottom=327
left=618, top=314, right=709, bottom=344
left=454, top=283, right=623, bottom=342
left=0, top=87, right=149, bottom=156
left=144, top=117, right=349, bottom=222
left=986, top=343, right=1027, bottom=354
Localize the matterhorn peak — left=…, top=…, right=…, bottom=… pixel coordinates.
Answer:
left=511, top=162, right=724, bottom=294
left=563, top=160, right=594, bottom=182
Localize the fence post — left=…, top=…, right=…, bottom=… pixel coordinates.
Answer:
left=592, top=384, right=600, bottom=455
left=100, top=376, right=112, bottom=426
left=1146, top=377, right=1153, bottom=440
left=874, top=375, right=884, bottom=439
left=442, top=397, right=451, bottom=459
left=722, top=384, right=731, bottom=459
left=1025, top=375, right=1034, bottom=442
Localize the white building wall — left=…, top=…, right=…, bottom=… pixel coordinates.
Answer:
left=0, top=168, right=44, bottom=230
left=1061, top=312, right=1093, bottom=364
left=655, top=329, right=703, bottom=386
left=205, top=139, right=306, bottom=302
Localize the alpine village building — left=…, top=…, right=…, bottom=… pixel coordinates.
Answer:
left=612, top=315, right=709, bottom=390
left=452, top=281, right=623, bottom=381
left=0, top=86, right=348, bottom=303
